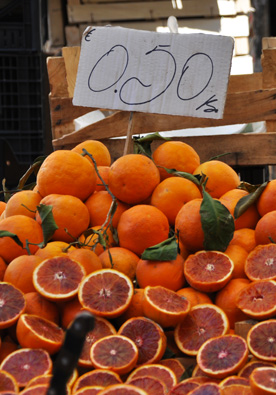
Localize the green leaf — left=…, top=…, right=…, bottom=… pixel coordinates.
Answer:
left=200, top=190, right=235, bottom=252
left=0, top=230, right=23, bottom=248
left=17, top=156, right=46, bottom=191
left=141, top=236, right=178, bottom=261
left=234, top=181, right=268, bottom=219
left=37, top=204, right=59, bottom=246
left=159, top=167, right=201, bottom=186
left=133, top=133, right=171, bottom=157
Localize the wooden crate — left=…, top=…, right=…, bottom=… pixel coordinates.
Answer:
left=46, top=37, right=276, bottom=174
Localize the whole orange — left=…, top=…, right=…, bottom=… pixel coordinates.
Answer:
left=117, top=205, right=170, bottom=256
left=257, top=179, right=276, bottom=216
left=78, top=225, right=116, bottom=255
left=98, top=247, right=139, bottom=281
left=35, top=241, right=76, bottom=260
left=24, top=292, right=59, bottom=324
left=108, top=154, right=160, bottom=205
left=219, top=188, right=260, bottom=230
left=0, top=201, right=6, bottom=216
left=5, top=190, right=42, bottom=219
left=36, top=150, right=97, bottom=201
left=85, top=191, right=130, bottom=228
left=71, top=139, right=111, bottom=167
left=152, top=141, right=200, bottom=180
left=151, top=177, right=202, bottom=225
left=95, top=166, right=110, bottom=192
left=175, top=198, right=204, bottom=253
left=224, top=244, right=248, bottom=279
left=36, top=194, right=90, bottom=243
left=0, top=215, right=43, bottom=262
left=193, top=160, right=240, bottom=198
left=228, top=228, right=257, bottom=253
left=176, top=287, right=213, bottom=307
left=255, top=210, right=276, bottom=245
left=135, top=254, right=186, bottom=291
left=68, top=248, right=102, bottom=275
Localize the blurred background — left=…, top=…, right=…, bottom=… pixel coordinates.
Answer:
left=0, top=0, right=273, bottom=188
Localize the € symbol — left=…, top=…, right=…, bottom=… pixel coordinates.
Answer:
left=85, top=29, right=95, bottom=42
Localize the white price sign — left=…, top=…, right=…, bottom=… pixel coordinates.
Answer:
left=73, top=26, right=234, bottom=119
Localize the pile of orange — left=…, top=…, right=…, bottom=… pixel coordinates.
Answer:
left=0, top=138, right=275, bottom=394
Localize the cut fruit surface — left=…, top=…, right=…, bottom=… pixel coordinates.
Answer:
left=247, top=320, right=276, bottom=361
left=249, top=366, right=276, bottom=394
left=0, top=348, right=52, bottom=388
left=197, top=334, right=248, bottom=379
left=236, top=280, right=276, bottom=320
left=169, top=379, right=200, bottom=395
left=238, top=360, right=276, bottom=378
left=158, top=358, right=185, bottom=382
left=244, top=243, right=276, bottom=281
left=0, top=282, right=26, bottom=329
left=96, top=383, right=148, bottom=395
left=142, top=285, right=191, bottom=328
left=0, top=369, right=19, bottom=393
left=72, top=369, right=122, bottom=393
left=174, top=304, right=230, bottom=356
left=90, top=335, right=138, bottom=375
left=184, top=251, right=234, bottom=293
left=118, top=316, right=167, bottom=366
left=126, top=363, right=177, bottom=391
left=33, top=256, right=85, bottom=301
left=127, top=375, right=167, bottom=395
left=187, top=382, right=221, bottom=394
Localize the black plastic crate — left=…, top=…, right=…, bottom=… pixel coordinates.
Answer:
left=0, top=52, right=45, bottom=164
left=0, top=0, right=42, bottom=51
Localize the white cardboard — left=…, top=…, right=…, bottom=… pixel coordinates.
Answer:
left=73, top=26, right=234, bottom=119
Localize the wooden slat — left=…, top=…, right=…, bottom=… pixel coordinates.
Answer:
left=47, top=57, right=69, bottom=98
left=62, top=46, right=80, bottom=97
left=47, top=0, right=65, bottom=47
left=227, top=73, right=262, bottom=93
left=67, top=0, right=238, bottom=24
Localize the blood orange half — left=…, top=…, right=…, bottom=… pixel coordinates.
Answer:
left=90, top=335, right=138, bottom=375
left=0, top=370, right=19, bottom=393
left=249, top=366, right=276, bottom=394
left=0, top=348, right=52, bottom=388
left=236, top=280, right=276, bottom=320
left=0, top=282, right=26, bottom=329
left=169, top=379, right=200, bottom=395
left=174, top=304, right=230, bottom=356
left=142, top=286, right=191, bottom=328
left=78, top=269, right=134, bottom=319
left=238, top=360, right=276, bottom=378
left=244, top=243, right=276, bottom=281
left=127, top=375, right=167, bottom=395
left=126, top=364, right=177, bottom=392
left=33, top=256, right=85, bottom=301
left=118, top=316, right=167, bottom=366
left=188, top=382, right=221, bottom=394
left=247, top=320, right=276, bottom=362
left=72, top=369, right=122, bottom=393
left=197, top=334, right=248, bottom=379
left=97, top=384, right=148, bottom=395
left=184, top=251, right=234, bottom=293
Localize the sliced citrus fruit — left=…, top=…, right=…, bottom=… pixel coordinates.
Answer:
left=72, top=369, right=122, bottom=393
left=249, top=366, right=276, bottom=394
left=0, top=370, right=18, bottom=393
left=236, top=280, right=276, bottom=320
left=127, top=375, right=167, bottom=395
left=78, top=316, right=117, bottom=367
left=74, top=386, right=104, bottom=395
left=142, top=286, right=190, bottom=328
left=197, top=334, right=248, bottom=379
left=219, top=375, right=249, bottom=388
left=238, top=360, right=276, bottom=378
left=16, top=314, right=64, bottom=355
left=188, top=382, right=221, bottom=394
left=158, top=358, right=185, bottom=382
left=184, top=251, right=234, bottom=293
left=25, top=374, right=52, bottom=388
left=174, top=304, right=230, bottom=356
left=90, top=334, right=138, bottom=375
left=220, top=384, right=252, bottom=394
left=244, top=243, right=276, bottom=281
left=118, top=316, right=167, bottom=366
left=169, top=379, right=200, bottom=395
left=20, top=384, right=50, bottom=394
left=0, top=282, right=26, bottom=329
left=96, top=383, right=148, bottom=395
left=126, top=364, right=177, bottom=392
left=78, top=269, right=134, bottom=319
left=33, top=256, right=85, bottom=301
left=247, top=320, right=276, bottom=361
left=0, top=348, right=52, bottom=388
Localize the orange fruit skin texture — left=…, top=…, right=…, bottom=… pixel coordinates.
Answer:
left=117, top=205, right=170, bottom=256
left=85, top=190, right=130, bottom=228
left=0, top=215, right=43, bottom=263
left=152, top=141, right=200, bottom=180
left=36, top=150, right=97, bottom=201
left=35, top=193, right=90, bottom=243
left=99, top=247, right=139, bottom=281
left=135, top=254, right=186, bottom=291
left=176, top=287, right=213, bottom=307
left=193, top=160, right=240, bottom=198
left=229, top=228, right=257, bottom=253
left=71, top=139, right=112, bottom=167
left=224, top=244, right=249, bottom=279
left=219, top=188, right=260, bottom=230
left=255, top=210, right=276, bottom=245
left=257, top=178, right=276, bottom=216
left=108, top=154, right=160, bottom=205
left=5, top=190, right=42, bottom=219
left=150, top=176, right=202, bottom=225
left=95, top=165, right=110, bottom=191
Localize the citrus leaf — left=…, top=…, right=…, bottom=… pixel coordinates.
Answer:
left=37, top=204, right=59, bottom=246
left=141, top=236, right=178, bottom=261
left=133, top=133, right=171, bottom=157
left=200, top=190, right=235, bottom=252
left=17, top=155, right=46, bottom=191
left=234, top=181, right=268, bottom=219
left=159, top=167, right=201, bottom=185
left=0, top=230, right=23, bottom=248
